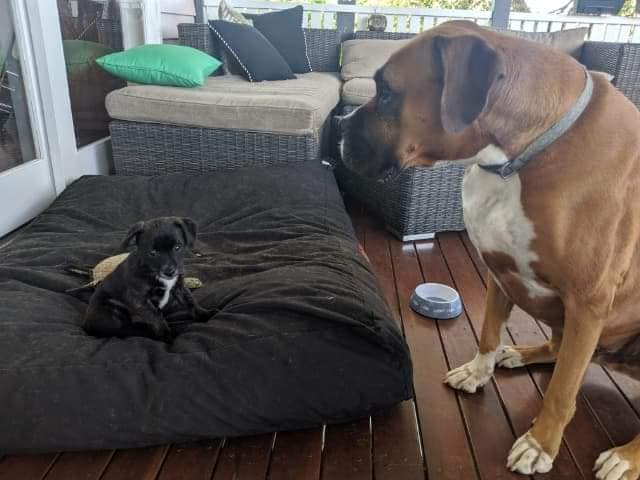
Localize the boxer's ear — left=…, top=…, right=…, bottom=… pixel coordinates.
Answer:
left=434, top=34, right=504, bottom=134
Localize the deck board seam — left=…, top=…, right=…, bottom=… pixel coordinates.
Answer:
left=208, top=437, right=228, bottom=480
left=387, top=239, right=427, bottom=480
left=415, top=239, right=483, bottom=480
left=38, top=453, right=61, bottom=480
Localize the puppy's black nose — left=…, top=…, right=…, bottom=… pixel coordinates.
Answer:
left=163, top=267, right=177, bottom=277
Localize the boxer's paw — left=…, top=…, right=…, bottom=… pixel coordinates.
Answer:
left=444, top=352, right=495, bottom=394
left=595, top=447, right=640, bottom=480
left=507, top=432, right=554, bottom=475
left=496, top=345, right=525, bottom=369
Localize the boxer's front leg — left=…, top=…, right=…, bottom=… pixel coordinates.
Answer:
left=445, top=275, right=513, bottom=393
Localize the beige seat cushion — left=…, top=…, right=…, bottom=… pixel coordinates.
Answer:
left=341, top=39, right=411, bottom=81
left=106, top=72, right=342, bottom=136
left=497, top=27, right=589, bottom=59
left=342, top=78, right=376, bottom=105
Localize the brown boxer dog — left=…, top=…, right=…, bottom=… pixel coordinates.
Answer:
left=340, top=20, right=640, bottom=479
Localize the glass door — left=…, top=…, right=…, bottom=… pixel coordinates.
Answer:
left=0, top=0, right=64, bottom=237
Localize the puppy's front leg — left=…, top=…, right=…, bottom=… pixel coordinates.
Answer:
left=507, top=295, right=605, bottom=475
left=127, top=296, right=172, bottom=341
left=445, top=275, right=513, bottom=393
left=180, top=284, right=218, bottom=322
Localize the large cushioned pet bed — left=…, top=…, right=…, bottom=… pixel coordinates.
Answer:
left=0, top=162, right=412, bottom=453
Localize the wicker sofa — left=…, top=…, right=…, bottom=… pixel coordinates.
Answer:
left=106, top=25, right=342, bottom=175
left=106, top=23, right=640, bottom=239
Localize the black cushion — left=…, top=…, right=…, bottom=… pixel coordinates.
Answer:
left=0, top=162, right=412, bottom=453
left=249, top=6, right=312, bottom=74
left=208, top=20, right=295, bottom=82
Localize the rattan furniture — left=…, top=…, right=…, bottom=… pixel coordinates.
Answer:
left=108, top=25, right=342, bottom=175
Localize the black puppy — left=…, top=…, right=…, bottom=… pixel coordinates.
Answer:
left=83, top=216, right=214, bottom=341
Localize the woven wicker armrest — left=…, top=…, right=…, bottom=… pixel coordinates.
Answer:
left=581, top=41, right=640, bottom=108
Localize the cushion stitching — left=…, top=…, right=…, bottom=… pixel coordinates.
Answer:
left=208, top=23, right=254, bottom=82
left=302, top=29, right=313, bottom=73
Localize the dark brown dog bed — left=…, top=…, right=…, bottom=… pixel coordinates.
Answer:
left=0, top=161, right=412, bottom=453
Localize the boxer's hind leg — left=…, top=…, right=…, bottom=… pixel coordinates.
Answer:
left=445, top=275, right=513, bottom=393
left=595, top=435, right=640, bottom=480
left=496, top=325, right=562, bottom=369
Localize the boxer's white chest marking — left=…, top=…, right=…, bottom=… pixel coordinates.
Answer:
left=461, top=145, right=554, bottom=300
left=157, top=276, right=177, bottom=309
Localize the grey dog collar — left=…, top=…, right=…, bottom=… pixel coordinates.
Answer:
left=479, top=69, right=593, bottom=179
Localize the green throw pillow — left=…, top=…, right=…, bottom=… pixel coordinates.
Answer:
left=63, top=40, right=115, bottom=76
left=96, top=44, right=222, bottom=87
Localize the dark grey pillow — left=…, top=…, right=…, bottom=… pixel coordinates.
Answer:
left=248, top=6, right=312, bottom=74
left=208, top=20, right=295, bottom=82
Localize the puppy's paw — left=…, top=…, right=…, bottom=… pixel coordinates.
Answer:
left=595, top=447, right=640, bottom=480
left=444, top=352, right=495, bottom=394
left=507, top=432, right=554, bottom=475
left=496, top=345, right=525, bottom=369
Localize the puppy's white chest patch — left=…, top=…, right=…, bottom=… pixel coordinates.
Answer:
left=462, top=146, right=554, bottom=300
left=156, top=276, right=177, bottom=309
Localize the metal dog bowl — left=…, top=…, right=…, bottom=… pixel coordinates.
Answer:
left=410, top=283, right=462, bottom=320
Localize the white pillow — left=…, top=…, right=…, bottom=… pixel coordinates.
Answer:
left=218, top=0, right=253, bottom=26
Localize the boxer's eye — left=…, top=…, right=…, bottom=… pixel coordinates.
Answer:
left=379, top=85, right=393, bottom=105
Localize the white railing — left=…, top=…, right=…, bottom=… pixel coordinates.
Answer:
left=202, top=0, right=640, bottom=42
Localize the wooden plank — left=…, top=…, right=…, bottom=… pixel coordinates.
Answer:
left=438, top=233, right=618, bottom=477
left=361, top=220, right=424, bottom=480
left=322, top=419, right=371, bottom=480
left=211, top=434, right=273, bottom=480
left=0, top=454, right=59, bottom=480
left=43, top=451, right=113, bottom=480
left=156, top=440, right=222, bottom=480
left=415, top=238, right=524, bottom=480
left=607, top=369, right=640, bottom=418
left=386, top=237, right=478, bottom=480
left=371, top=403, right=424, bottom=480
left=99, top=447, right=169, bottom=480
left=268, top=428, right=322, bottom=480
left=580, top=366, right=640, bottom=447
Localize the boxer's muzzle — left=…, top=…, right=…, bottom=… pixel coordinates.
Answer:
left=338, top=105, right=401, bottom=183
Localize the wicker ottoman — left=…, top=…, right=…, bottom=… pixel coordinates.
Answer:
left=334, top=109, right=465, bottom=241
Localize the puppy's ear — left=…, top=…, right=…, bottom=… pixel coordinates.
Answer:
left=121, top=221, right=145, bottom=250
left=175, top=217, right=197, bottom=248
left=433, top=34, right=504, bottom=134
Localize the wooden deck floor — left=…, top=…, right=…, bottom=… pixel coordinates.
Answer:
left=2, top=203, right=640, bottom=480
